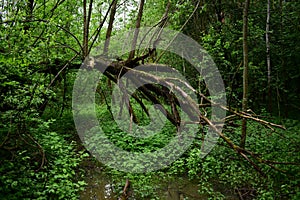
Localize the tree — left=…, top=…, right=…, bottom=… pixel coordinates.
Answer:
left=240, top=0, right=250, bottom=148
left=266, top=0, right=271, bottom=112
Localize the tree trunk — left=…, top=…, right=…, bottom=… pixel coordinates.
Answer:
left=266, top=0, right=271, bottom=112
left=83, top=0, right=87, bottom=58
left=128, top=0, right=145, bottom=61
left=83, top=0, right=93, bottom=58
left=240, top=0, right=250, bottom=148
left=103, top=0, right=117, bottom=89
left=103, top=0, right=118, bottom=55
left=277, top=0, right=283, bottom=117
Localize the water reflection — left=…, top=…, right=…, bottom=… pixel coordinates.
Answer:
left=80, top=166, right=204, bottom=200
left=80, top=161, right=238, bottom=200
left=80, top=165, right=117, bottom=200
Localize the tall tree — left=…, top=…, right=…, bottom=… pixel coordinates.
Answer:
left=128, top=0, right=145, bottom=61
left=266, top=0, right=271, bottom=112
left=240, top=0, right=250, bottom=148
left=83, top=0, right=93, bottom=58
left=103, top=0, right=118, bottom=55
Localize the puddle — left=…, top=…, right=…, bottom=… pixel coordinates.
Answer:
left=80, top=160, right=239, bottom=200
left=80, top=164, right=117, bottom=200
left=81, top=166, right=205, bottom=200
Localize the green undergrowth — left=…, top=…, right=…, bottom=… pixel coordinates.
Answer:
left=0, top=112, right=88, bottom=200
left=91, top=103, right=300, bottom=199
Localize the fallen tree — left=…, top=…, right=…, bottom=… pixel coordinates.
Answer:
left=81, top=45, right=289, bottom=176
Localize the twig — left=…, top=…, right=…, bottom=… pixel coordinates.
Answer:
left=199, top=93, right=286, bottom=130
left=118, top=179, right=131, bottom=200
left=235, top=187, right=244, bottom=200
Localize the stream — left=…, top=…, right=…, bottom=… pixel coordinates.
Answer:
left=80, top=160, right=239, bottom=200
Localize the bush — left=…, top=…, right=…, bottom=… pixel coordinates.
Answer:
left=0, top=118, right=87, bottom=200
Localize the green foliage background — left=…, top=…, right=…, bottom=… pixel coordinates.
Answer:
left=0, top=0, right=299, bottom=199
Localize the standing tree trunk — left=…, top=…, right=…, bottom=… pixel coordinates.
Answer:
left=240, top=0, right=250, bottom=148
left=266, top=0, right=271, bottom=112
left=83, top=0, right=93, bottom=58
left=103, top=0, right=118, bottom=55
left=128, top=0, right=145, bottom=61
left=83, top=0, right=87, bottom=58
left=277, top=0, right=283, bottom=117
left=103, top=0, right=118, bottom=90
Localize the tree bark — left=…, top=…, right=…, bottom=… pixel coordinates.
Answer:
left=103, top=0, right=118, bottom=55
left=103, top=0, right=117, bottom=89
left=83, top=0, right=88, bottom=58
left=83, top=0, right=93, bottom=58
left=128, top=0, right=145, bottom=61
left=240, top=0, right=250, bottom=148
left=266, top=0, right=271, bottom=112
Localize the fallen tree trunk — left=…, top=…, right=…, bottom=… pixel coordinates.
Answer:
left=81, top=50, right=290, bottom=176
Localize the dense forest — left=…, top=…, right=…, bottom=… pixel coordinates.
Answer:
left=0, top=0, right=299, bottom=199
